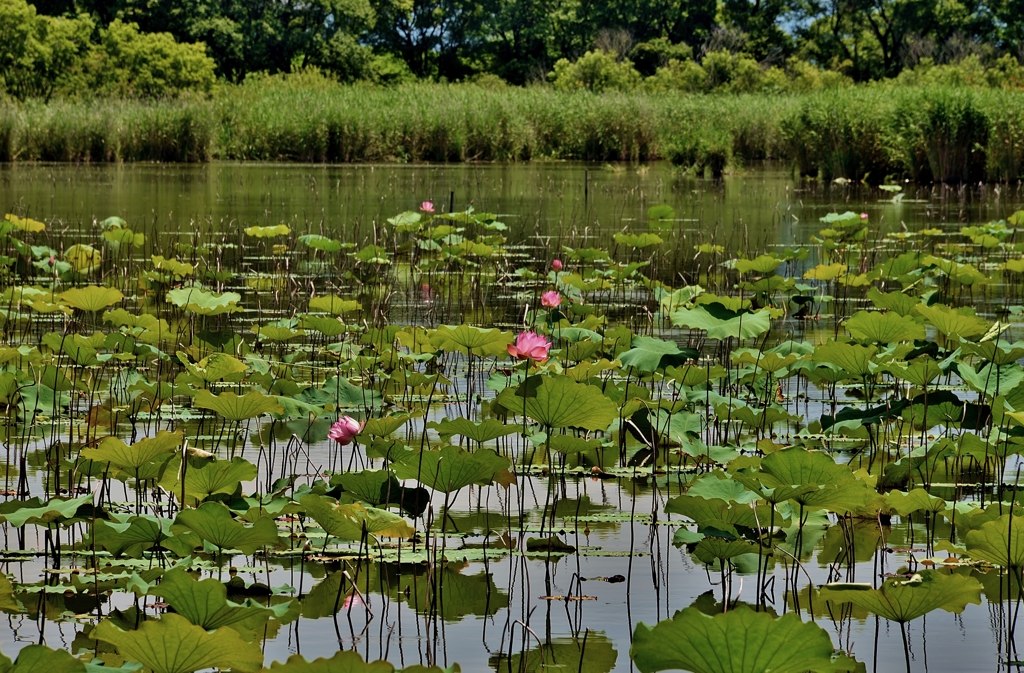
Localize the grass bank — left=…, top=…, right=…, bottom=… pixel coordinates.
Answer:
left=2, top=80, right=1024, bottom=182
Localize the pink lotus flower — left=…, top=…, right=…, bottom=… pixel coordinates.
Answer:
left=541, top=291, right=562, bottom=308
left=551, top=259, right=563, bottom=271
left=329, top=416, right=364, bottom=446
left=507, top=331, right=551, bottom=363
left=860, top=212, right=869, bottom=220
left=421, top=201, right=435, bottom=213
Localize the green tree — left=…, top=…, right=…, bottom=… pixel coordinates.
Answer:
left=87, top=19, right=217, bottom=97
left=0, top=0, right=93, bottom=100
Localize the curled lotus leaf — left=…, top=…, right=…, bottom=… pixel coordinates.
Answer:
left=965, top=515, right=1024, bottom=568
left=166, top=287, right=242, bottom=315
left=244, top=224, right=290, bottom=238
left=94, top=612, right=264, bottom=673
left=392, top=445, right=511, bottom=493
left=819, top=570, right=981, bottom=623
left=194, top=389, right=284, bottom=421
left=671, top=303, right=771, bottom=340
left=845, top=310, right=924, bottom=344
left=631, top=605, right=859, bottom=673
left=300, top=495, right=415, bottom=540
left=171, top=501, right=279, bottom=554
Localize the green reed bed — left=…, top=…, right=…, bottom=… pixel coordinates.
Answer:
left=4, top=82, right=1024, bottom=182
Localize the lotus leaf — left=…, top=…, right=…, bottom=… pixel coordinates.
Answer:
left=631, top=606, right=856, bottom=673
left=915, top=303, right=990, bottom=340
left=300, top=495, right=414, bottom=540
left=181, top=353, right=248, bottom=382
left=965, top=515, right=1024, bottom=567
left=194, top=389, right=284, bottom=421
left=393, top=445, right=511, bottom=493
left=309, top=295, right=361, bottom=315
left=427, top=417, right=517, bottom=443
left=265, top=651, right=395, bottom=672
left=429, top=324, right=512, bottom=357
left=163, top=456, right=257, bottom=502
left=151, top=568, right=297, bottom=631
left=94, top=613, right=264, bottom=673
left=5, top=214, right=46, bottom=232
left=885, top=489, right=946, bottom=516
left=244, top=224, right=290, bottom=238
left=693, top=537, right=758, bottom=564
left=172, top=502, right=279, bottom=553
left=618, top=336, right=698, bottom=373
left=845, top=310, right=924, bottom=344
left=491, top=634, right=616, bottom=673
left=0, top=644, right=84, bottom=672
left=166, top=287, right=242, bottom=315
left=60, top=286, right=124, bottom=312
left=495, top=375, right=616, bottom=431
left=1, top=494, right=93, bottom=527
left=819, top=570, right=981, bottom=623
left=81, top=430, right=182, bottom=472
left=811, top=342, right=876, bottom=377
left=671, top=303, right=771, bottom=340
left=65, top=244, right=101, bottom=273
left=734, top=254, right=783, bottom=275
left=297, top=234, right=344, bottom=252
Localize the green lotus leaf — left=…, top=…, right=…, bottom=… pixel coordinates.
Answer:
left=614, top=232, right=663, bottom=248
left=647, top=204, right=675, bottom=220
left=334, top=469, right=400, bottom=506
left=41, top=332, right=99, bottom=366
left=194, top=389, right=284, bottom=421
left=252, top=324, right=305, bottom=341
left=757, top=448, right=877, bottom=513
left=172, top=502, right=280, bottom=553
left=297, top=234, right=344, bottom=252
left=308, top=295, right=361, bottom=315
left=881, top=358, right=941, bottom=387
left=166, top=287, right=242, bottom=315
left=151, top=255, right=194, bottom=277
left=392, top=445, right=511, bottom=493
left=734, top=254, right=783, bottom=275
left=915, top=303, right=990, bottom=340
left=1, top=494, right=92, bottom=527
left=352, top=244, right=390, bottom=264
left=151, top=568, right=298, bottom=632
left=60, top=286, right=124, bottom=312
left=664, top=495, right=779, bottom=530
left=94, top=613, right=264, bottom=673
left=845, top=310, right=924, bottom=344
left=81, top=430, right=182, bottom=472
left=885, top=488, right=946, bottom=516
left=429, top=324, right=512, bottom=357
left=819, top=570, right=981, bottom=623
left=300, top=314, right=347, bottom=336
left=314, top=376, right=383, bottom=410
left=0, top=644, right=84, bottom=672
left=965, top=515, right=1024, bottom=568
left=960, top=341, right=1024, bottom=365
left=265, top=650, right=395, bottom=673
left=671, top=304, right=771, bottom=340
left=165, top=456, right=258, bottom=503
left=300, top=495, right=414, bottom=540
left=65, top=243, right=101, bottom=273
left=495, top=375, right=617, bottom=431
left=0, top=574, right=23, bottom=614
left=103, top=228, right=145, bottom=248
left=631, top=606, right=857, bottom=673
left=866, top=288, right=918, bottom=317
left=693, top=537, right=758, bottom=564
left=491, top=634, right=615, bottom=673
left=549, top=434, right=603, bottom=455
left=804, top=263, right=847, bottom=281
left=90, top=515, right=186, bottom=558
left=957, top=361, right=1024, bottom=398
left=619, top=336, right=698, bottom=373
left=426, top=417, right=517, bottom=443
left=180, top=353, right=248, bottom=383
left=6, top=213, right=46, bottom=232
left=811, top=341, right=876, bottom=377
left=244, top=224, right=290, bottom=238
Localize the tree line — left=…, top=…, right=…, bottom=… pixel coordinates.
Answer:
left=2, top=0, right=1023, bottom=98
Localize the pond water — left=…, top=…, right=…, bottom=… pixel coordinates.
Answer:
left=0, top=162, right=1022, bottom=673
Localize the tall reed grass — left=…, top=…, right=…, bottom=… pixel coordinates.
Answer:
left=2, top=80, right=1024, bottom=182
